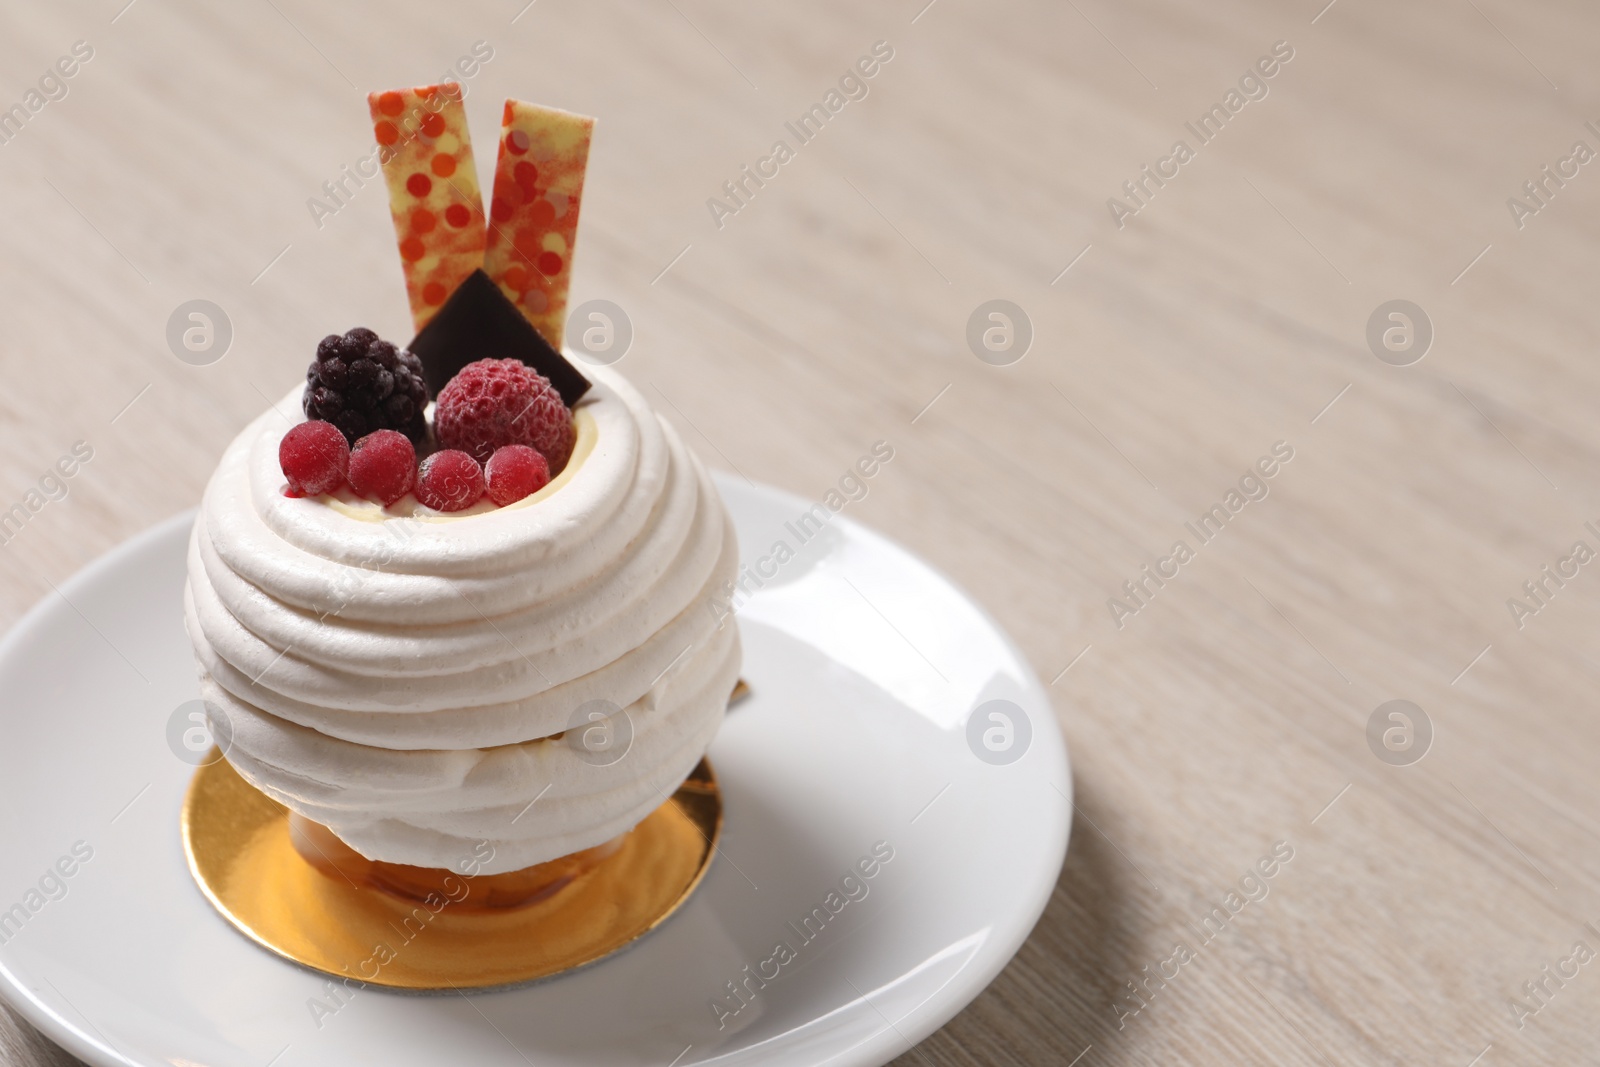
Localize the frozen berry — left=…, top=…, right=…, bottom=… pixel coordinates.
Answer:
left=279, top=420, right=349, bottom=496
left=485, top=445, right=551, bottom=506
left=302, top=328, right=429, bottom=445
left=347, top=430, right=417, bottom=506
left=416, top=450, right=485, bottom=512
left=434, top=358, right=574, bottom=469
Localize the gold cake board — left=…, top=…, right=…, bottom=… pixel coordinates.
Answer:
left=182, top=755, right=723, bottom=991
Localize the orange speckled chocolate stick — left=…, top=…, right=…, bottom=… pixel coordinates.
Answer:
left=368, top=84, right=486, bottom=331
left=482, top=100, right=594, bottom=351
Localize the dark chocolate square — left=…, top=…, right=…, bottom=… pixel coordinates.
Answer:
left=407, top=269, right=591, bottom=406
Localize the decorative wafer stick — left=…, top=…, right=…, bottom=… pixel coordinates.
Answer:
left=482, top=100, right=594, bottom=351
left=368, top=84, right=486, bottom=332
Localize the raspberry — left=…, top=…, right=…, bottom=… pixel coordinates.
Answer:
left=485, top=445, right=551, bottom=506
left=434, top=358, right=574, bottom=469
left=302, top=327, right=430, bottom=445
left=279, top=420, right=349, bottom=497
left=348, top=430, right=417, bottom=506
left=416, top=450, right=485, bottom=511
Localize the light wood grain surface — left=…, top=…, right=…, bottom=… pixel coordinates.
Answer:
left=4, top=0, right=1600, bottom=1063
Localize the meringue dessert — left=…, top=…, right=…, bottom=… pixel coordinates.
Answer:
left=184, top=360, right=739, bottom=876
left=181, top=85, right=741, bottom=908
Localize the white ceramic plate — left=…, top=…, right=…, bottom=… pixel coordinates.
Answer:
left=0, top=475, right=1070, bottom=1067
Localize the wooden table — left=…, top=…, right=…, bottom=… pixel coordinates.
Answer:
left=3, top=0, right=1598, bottom=1063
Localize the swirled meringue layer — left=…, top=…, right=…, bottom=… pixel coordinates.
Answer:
left=183, top=363, right=740, bottom=873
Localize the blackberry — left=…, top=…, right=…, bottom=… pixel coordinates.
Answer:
left=302, top=328, right=430, bottom=445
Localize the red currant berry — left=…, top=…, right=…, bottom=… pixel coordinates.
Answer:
left=348, top=429, right=417, bottom=506
left=484, top=444, right=551, bottom=506
left=279, top=420, right=349, bottom=497
left=416, top=450, right=485, bottom=512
